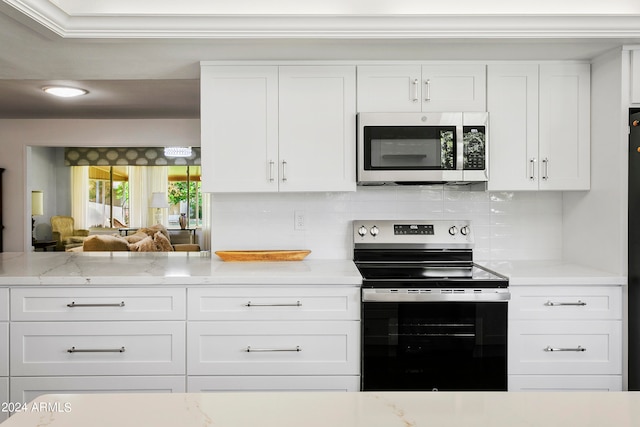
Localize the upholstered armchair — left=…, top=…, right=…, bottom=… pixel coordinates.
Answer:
left=50, top=216, right=89, bottom=251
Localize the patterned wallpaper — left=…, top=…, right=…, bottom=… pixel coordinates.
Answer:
left=64, top=147, right=201, bottom=166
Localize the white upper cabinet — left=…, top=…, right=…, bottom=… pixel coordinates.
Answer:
left=487, top=64, right=540, bottom=191
left=201, top=64, right=356, bottom=193
left=200, top=66, right=279, bottom=193
left=487, top=63, right=590, bottom=191
left=357, top=64, right=486, bottom=112
left=538, top=63, right=590, bottom=191
left=278, top=66, right=356, bottom=192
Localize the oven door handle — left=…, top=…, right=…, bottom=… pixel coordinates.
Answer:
left=362, top=289, right=510, bottom=302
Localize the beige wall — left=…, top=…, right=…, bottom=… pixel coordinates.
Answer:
left=0, top=119, right=200, bottom=252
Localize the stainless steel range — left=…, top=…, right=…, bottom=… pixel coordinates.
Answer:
left=353, top=220, right=509, bottom=392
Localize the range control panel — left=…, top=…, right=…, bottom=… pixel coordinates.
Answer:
left=353, top=220, right=473, bottom=247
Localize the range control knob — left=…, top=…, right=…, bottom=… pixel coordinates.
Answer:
left=460, top=226, right=470, bottom=236
left=370, top=226, right=379, bottom=237
left=448, top=226, right=458, bottom=236
left=358, top=226, right=368, bottom=237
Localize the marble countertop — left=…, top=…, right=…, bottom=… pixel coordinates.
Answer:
left=2, top=391, right=639, bottom=427
left=0, top=252, right=626, bottom=287
left=0, top=252, right=361, bottom=286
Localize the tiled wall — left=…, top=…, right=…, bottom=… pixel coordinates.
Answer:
left=211, top=185, right=563, bottom=261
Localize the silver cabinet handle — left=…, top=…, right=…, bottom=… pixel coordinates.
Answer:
left=281, top=160, right=287, bottom=182
left=67, top=301, right=125, bottom=308
left=245, top=301, right=302, bottom=307
left=67, top=346, right=125, bottom=353
left=542, top=157, right=549, bottom=181
left=268, top=160, right=275, bottom=182
left=412, top=78, right=419, bottom=102
left=545, top=300, right=586, bottom=306
left=424, top=79, right=431, bottom=101
left=544, top=345, right=586, bottom=352
left=246, top=346, right=301, bottom=352
left=529, top=158, right=537, bottom=181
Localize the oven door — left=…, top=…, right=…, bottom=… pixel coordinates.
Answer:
left=361, top=299, right=507, bottom=391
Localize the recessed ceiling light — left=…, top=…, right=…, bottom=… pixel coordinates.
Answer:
left=164, top=147, right=192, bottom=157
left=42, top=86, right=89, bottom=98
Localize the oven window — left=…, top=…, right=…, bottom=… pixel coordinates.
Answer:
left=364, top=126, right=456, bottom=170
left=361, top=301, right=507, bottom=391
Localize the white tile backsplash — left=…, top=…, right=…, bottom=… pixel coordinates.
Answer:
left=211, top=185, right=563, bottom=261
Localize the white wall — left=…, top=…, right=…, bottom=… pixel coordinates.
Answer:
left=212, top=186, right=563, bottom=261
left=563, top=48, right=626, bottom=274
left=0, top=119, right=200, bottom=252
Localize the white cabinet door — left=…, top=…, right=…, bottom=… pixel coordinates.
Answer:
left=11, top=287, right=186, bottom=321
left=357, top=64, right=486, bottom=113
left=188, top=375, right=359, bottom=392
left=11, top=376, right=186, bottom=403
left=509, top=320, right=622, bottom=375
left=631, top=49, right=640, bottom=104
left=11, top=321, right=186, bottom=376
left=278, top=66, right=356, bottom=192
left=188, top=287, right=360, bottom=321
left=200, top=65, right=279, bottom=193
left=509, top=375, right=622, bottom=392
left=0, top=378, right=7, bottom=422
left=487, top=64, right=539, bottom=191
left=188, top=321, right=359, bottom=376
left=538, top=63, right=590, bottom=190
left=0, top=289, right=7, bottom=321
left=0, top=324, right=7, bottom=377
left=421, top=64, right=486, bottom=112
left=356, top=65, right=422, bottom=112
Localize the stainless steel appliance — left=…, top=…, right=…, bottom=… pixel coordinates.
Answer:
left=357, top=112, right=488, bottom=185
left=354, top=220, right=509, bottom=391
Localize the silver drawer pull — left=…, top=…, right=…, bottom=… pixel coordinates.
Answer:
left=246, top=346, right=301, bottom=353
left=544, top=345, right=586, bottom=352
left=67, top=301, right=125, bottom=308
left=245, top=301, right=302, bottom=307
left=67, top=346, right=125, bottom=353
left=544, top=300, right=586, bottom=307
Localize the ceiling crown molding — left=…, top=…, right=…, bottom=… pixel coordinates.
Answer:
left=3, top=0, right=640, bottom=39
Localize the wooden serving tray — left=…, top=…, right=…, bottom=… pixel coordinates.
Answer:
left=215, top=250, right=311, bottom=262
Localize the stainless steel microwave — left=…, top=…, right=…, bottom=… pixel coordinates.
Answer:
left=357, top=112, right=488, bottom=185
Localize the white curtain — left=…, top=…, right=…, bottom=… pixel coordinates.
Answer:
left=146, top=167, right=169, bottom=226
left=128, top=166, right=169, bottom=227
left=70, top=167, right=89, bottom=229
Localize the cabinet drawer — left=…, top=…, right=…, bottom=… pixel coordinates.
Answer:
left=10, top=321, right=185, bottom=376
left=0, top=378, right=7, bottom=423
left=188, top=375, right=360, bottom=392
left=509, top=286, right=622, bottom=320
left=0, top=288, right=7, bottom=321
left=188, top=321, right=359, bottom=375
left=509, top=375, right=622, bottom=392
left=509, top=320, right=622, bottom=375
left=11, top=288, right=186, bottom=321
left=188, top=287, right=359, bottom=320
left=11, top=376, right=186, bottom=403
left=0, top=323, right=7, bottom=377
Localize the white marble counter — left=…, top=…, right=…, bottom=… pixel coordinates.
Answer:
left=480, top=259, right=626, bottom=286
left=2, top=391, right=640, bottom=427
left=0, top=252, right=362, bottom=286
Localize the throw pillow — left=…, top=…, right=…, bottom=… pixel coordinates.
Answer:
left=138, top=224, right=170, bottom=240
left=154, top=231, right=174, bottom=251
left=123, top=231, right=147, bottom=244
left=82, top=235, right=129, bottom=252
left=128, top=236, right=157, bottom=252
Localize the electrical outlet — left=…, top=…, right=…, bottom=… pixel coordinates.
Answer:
left=294, top=210, right=305, bottom=231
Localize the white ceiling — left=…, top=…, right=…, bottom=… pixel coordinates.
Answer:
left=1, top=1, right=640, bottom=118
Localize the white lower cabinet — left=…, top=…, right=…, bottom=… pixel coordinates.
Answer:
left=0, top=377, right=7, bottom=422
left=10, top=376, right=186, bottom=403
left=186, top=286, right=360, bottom=392
left=508, top=286, right=623, bottom=391
left=188, top=376, right=359, bottom=392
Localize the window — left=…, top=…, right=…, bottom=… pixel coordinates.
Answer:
left=167, top=166, right=202, bottom=228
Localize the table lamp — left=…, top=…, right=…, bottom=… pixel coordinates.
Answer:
left=31, top=190, right=44, bottom=244
left=149, top=192, right=169, bottom=225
